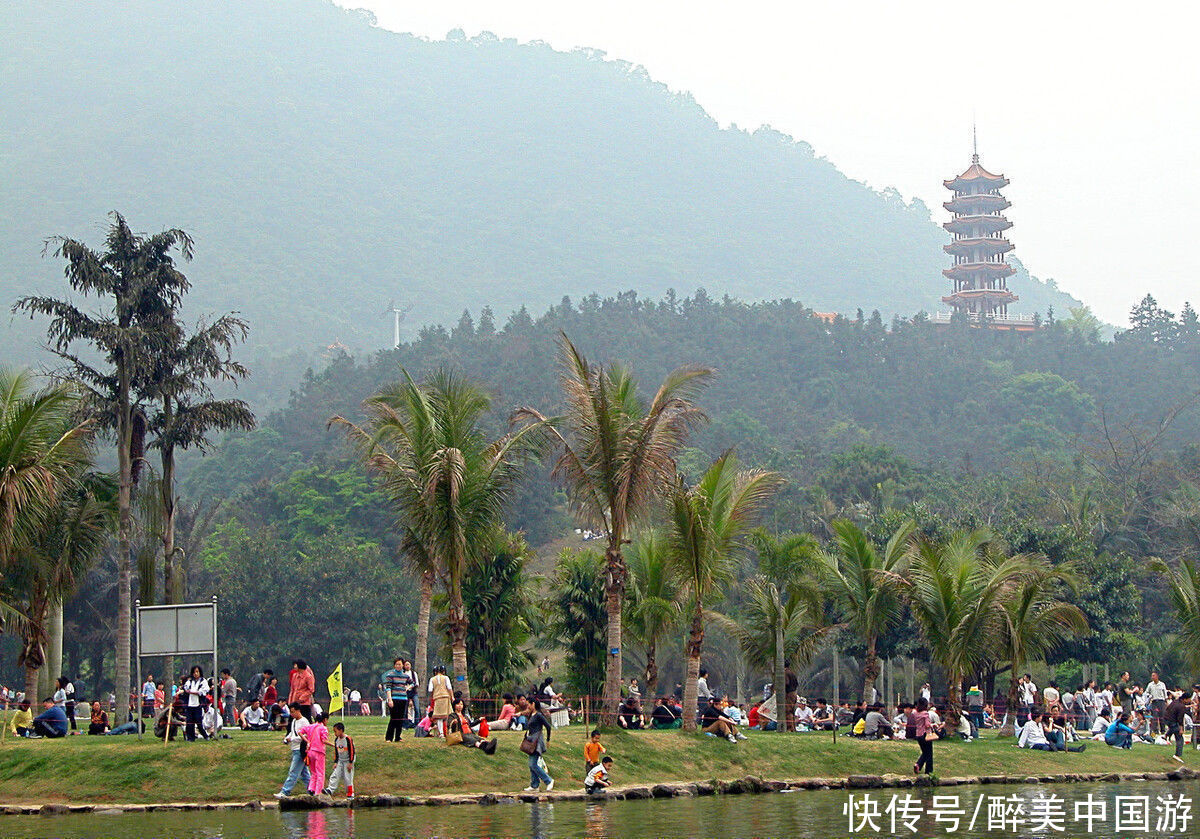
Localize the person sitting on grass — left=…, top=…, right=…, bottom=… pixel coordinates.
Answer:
left=585, top=756, right=614, bottom=795
left=87, top=701, right=110, bottom=735
left=700, top=695, right=744, bottom=743
left=794, top=697, right=814, bottom=731
left=651, top=696, right=682, bottom=729
left=863, top=704, right=893, bottom=739
left=446, top=698, right=497, bottom=754
left=1022, top=713, right=1086, bottom=752
left=30, top=697, right=68, bottom=738
left=811, top=699, right=836, bottom=731
left=9, top=700, right=33, bottom=737
left=617, top=696, right=643, bottom=729
left=240, top=699, right=270, bottom=731
left=490, top=694, right=518, bottom=731
left=1105, top=712, right=1137, bottom=749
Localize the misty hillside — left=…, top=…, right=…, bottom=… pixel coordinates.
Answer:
left=1, top=0, right=1080, bottom=362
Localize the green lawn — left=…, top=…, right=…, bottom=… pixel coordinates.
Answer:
left=0, top=715, right=1195, bottom=805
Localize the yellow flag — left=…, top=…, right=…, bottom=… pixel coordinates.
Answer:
left=327, top=663, right=344, bottom=714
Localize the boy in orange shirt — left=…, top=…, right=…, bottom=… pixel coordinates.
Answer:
left=584, top=729, right=606, bottom=774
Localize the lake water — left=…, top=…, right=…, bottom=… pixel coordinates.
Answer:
left=3, top=780, right=1198, bottom=838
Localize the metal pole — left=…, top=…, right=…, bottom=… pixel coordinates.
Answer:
left=211, top=598, right=218, bottom=734
left=135, top=599, right=142, bottom=739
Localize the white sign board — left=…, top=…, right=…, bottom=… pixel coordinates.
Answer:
left=138, top=602, right=216, bottom=656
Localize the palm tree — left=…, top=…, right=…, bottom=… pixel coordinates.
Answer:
left=746, top=530, right=823, bottom=729
left=14, top=212, right=195, bottom=716
left=897, top=529, right=1034, bottom=718
left=996, top=562, right=1088, bottom=736
left=666, top=453, right=782, bottom=731
left=1150, top=557, right=1200, bottom=673
left=0, top=370, right=93, bottom=569
left=515, top=333, right=712, bottom=720
left=544, top=549, right=608, bottom=701
left=332, top=369, right=538, bottom=703
left=624, top=532, right=681, bottom=699
left=13, top=471, right=116, bottom=702
left=819, top=519, right=915, bottom=703
left=144, top=315, right=254, bottom=604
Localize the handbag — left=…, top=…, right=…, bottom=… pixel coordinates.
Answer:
left=924, top=730, right=940, bottom=742
left=446, top=726, right=463, bottom=747
left=519, top=732, right=539, bottom=755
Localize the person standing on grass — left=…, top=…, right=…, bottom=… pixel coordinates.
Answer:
left=1164, top=690, right=1189, bottom=764
left=403, top=660, right=419, bottom=725
left=522, top=698, right=554, bottom=792
left=220, top=668, right=238, bottom=728
left=1146, top=672, right=1168, bottom=735
left=912, top=696, right=934, bottom=775
left=383, top=657, right=410, bottom=741
left=301, top=712, right=331, bottom=796
left=142, top=674, right=156, bottom=717
left=325, top=721, right=356, bottom=799
left=288, top=659, right=315, bottom=720
left=275, top=705, right=311, bottom=798
left=182, top=666, right=210, bottom=742
left=428, top=664, right=453, bottom=737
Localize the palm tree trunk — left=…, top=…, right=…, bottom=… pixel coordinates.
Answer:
left=682, top=604, right=704, bottom=732
left=448, top=579, right=471, bottom=705
left=115, top=371, right=133, bottom=723
left=645, top=642, right=658, bottom=700
left=415, top=568, right=433, bottom=708
left=601, top=541, right=625, bottom=725
left=862, top=637, right=880, bottom=705
left=160, top=423, right=180, bottom=604
left=999, top=665, right=1021, bottom=737
left=24, top=665, right=40, bottom=708
left=47, top=601, right=63, bottom=686
left=773, top=619, right=786, bottom=732
left=945, top=673, right=964, bottom=725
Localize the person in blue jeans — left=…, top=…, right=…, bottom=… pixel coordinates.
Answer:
left=1105, top=712, right=1136, bottom=749
left=522, top=699, right=554, bottom=792
left=275, top=705, right=311, bottom=798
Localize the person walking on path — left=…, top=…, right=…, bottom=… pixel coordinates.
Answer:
left=325, top=722, right=356, bottom=799
left=288, top=659, right=316, bottom=720
left=301, top=712, right=330, bottom=795
left=1164, top=690, right=1189, bottom=764
left=383, top=657, right=410, bottom=741
left=428, top=664, right=453, bottom=737
left=275, top=705, right=312, bottom=798
left=522, top=698, right=554, bottom=792
left=912, top=696, right=935, bottom=775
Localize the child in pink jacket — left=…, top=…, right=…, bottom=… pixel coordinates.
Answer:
left=301, top=712, right=330, bottom=795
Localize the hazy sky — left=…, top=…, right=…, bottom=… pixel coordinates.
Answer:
left=345, top=1, right=1198, bottom=325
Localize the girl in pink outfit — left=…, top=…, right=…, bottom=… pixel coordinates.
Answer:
left=301, top=712, right=330, bottom=794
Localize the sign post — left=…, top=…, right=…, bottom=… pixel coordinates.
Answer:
left=135, top=597, right=218, bottom=740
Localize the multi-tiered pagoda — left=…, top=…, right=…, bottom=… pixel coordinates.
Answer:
left=938, top=148, right=1035, bottom=330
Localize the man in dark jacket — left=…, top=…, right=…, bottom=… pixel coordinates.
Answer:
left=1163, top=690, right=1189, bottom=763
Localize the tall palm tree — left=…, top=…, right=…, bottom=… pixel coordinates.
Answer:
left=996, top=562, right=1088, bottom=736
left=0, top=370, right=93, bottom=569
left=515, top=333, right=712, bottom=720
left=666, top=453, right=782, bottom=731
left=897, top=529, right=1034, bottom=718
left=624, top=532, right=681, bottom=699
left=748, top=529, right=823, bottom=729
left=820, top=519, right=915, bottom=703
left=15, top=212, right=195, bottom=717
left=332, top=369, right=538, bottom=704
left=1150, top=557, right=1200, bottom=673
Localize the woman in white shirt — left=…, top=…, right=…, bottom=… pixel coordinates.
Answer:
left=182, top=666, right=210, bottom=742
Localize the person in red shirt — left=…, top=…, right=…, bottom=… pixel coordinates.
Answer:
left=747, top=702, right=761, bottom=729
left=288, top=659, right=315, bottom=719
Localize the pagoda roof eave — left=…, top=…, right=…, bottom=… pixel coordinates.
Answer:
left=943, top=160, right=1008, bottom=189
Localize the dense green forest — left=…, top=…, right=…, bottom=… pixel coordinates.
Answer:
left=2, top=0, right=1079, bottom=391
left=6, top=286, right=1200, bottom=701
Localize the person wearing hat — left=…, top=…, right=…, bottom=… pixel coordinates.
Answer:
left=428, top=664, right=453, bottom=737
left=794, top=696, right=813, bottom=730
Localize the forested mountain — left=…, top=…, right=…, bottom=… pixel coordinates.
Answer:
left=2, top=0, right=1079, bottom=371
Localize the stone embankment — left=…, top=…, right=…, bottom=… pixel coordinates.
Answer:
left=4, top=768, right=1197, bottom=816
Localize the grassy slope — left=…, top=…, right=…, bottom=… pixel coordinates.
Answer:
left=0, top=717, right=1194, bottom=805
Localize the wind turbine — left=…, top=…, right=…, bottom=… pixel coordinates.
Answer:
left=382, top=300, right=414, bottom=348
